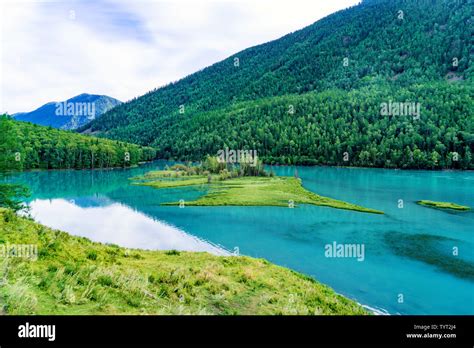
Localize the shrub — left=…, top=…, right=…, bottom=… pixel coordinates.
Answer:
left=86, top=250, right=98, bottom=261
left=3, top=279, right=38, bottom=314
left=165, top=249, right=180, bottom=256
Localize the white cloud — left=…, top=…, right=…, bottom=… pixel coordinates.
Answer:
left=0, top=0, right=359, bottom=113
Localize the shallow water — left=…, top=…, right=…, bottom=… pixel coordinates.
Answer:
left=6, top=161, right=474, bottom=314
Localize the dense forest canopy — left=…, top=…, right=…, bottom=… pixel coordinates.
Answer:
left=149, top=83, right=474, bottom=169
left=78, top=0, right=473, bottom=169
left=0, top=115, right=156, bottom=171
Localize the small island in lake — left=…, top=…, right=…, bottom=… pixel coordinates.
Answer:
left=416, top=200, right=471, bottom=211
left=131, top=157, right=384, bottom=214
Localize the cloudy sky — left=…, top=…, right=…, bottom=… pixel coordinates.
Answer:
left=1, top=0, right=359, bottom=114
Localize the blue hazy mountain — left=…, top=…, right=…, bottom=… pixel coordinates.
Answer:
left=14, top=93, right=121, bottom=130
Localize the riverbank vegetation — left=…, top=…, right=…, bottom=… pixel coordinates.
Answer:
left=0, top=208, right=367, bottom=315
left=0, top=183, right=30, bottom=213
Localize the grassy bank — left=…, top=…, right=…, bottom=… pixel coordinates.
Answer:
left=0, top=208, right=367, bottom=315
left=132, top=171, right=383, bottom=214
left=416, top=200, right=471, bottom=211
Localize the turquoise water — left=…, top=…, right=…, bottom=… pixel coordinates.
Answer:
left=6, top=161, right=474, bottom=315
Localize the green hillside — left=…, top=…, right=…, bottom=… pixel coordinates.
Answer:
left=81, top=0, right=473, bottom=169
left=146, top=83, right=473, bottom=168
left=0, top=115, right=156, bottom=171
left=0, top=208, right=367, bottom=315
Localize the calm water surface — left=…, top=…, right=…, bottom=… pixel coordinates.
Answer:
left=6, top=161, right=474, bottom=315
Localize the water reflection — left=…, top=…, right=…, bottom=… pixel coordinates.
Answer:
left=29, top=199, right=228, bottom=255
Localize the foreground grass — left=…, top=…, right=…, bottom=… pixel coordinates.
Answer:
left=416, top=200, right=471, bottom=211
left=0, top=208, right=367, bottom=315
left=133, top=172, right=383, bottom=214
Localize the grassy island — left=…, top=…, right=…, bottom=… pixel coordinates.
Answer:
left=0, top=208, right=367, bottom=315
left=131, top=158, right=383, bottom=214
left=416, top=200, right=470, bottom=211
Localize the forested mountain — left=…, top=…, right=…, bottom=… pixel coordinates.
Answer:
left=81, top=0, right=473, bottom=169
left=14, top=94, right=121, bottom=130
left=150, top=83, right=474, bottom=169
left=0, top=115, right=156, bottom=171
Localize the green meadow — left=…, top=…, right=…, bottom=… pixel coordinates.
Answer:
left=0, top=208, right=367, bottom=315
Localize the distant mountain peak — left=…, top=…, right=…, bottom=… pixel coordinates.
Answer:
left=14, top=94, right=122, bottom=130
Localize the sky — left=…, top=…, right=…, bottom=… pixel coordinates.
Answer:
left=0, top=0, right=360, bottom=114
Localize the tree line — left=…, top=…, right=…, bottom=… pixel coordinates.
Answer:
left=152, top=83, right=473, bottom=170
left=0, top=115, right=156, bottom=171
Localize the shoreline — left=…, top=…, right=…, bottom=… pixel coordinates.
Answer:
left=0, top=208, right=368, bottom=315
left=0, top=161, right=154, bottom=175
left=3, top=158, right=473, bottom=175
left=158, top=158, right=473, bottom=172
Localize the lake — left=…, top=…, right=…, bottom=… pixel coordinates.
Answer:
left=6, top=161, right=474, bottom=315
